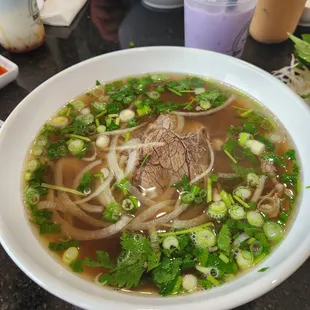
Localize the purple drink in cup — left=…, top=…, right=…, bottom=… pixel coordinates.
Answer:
left=185, top=0, right=257, bottom=58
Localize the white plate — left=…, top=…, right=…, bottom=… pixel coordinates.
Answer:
left=0, top=55, right=18, bottom=89
left=0, top=47, right=309, bottom=310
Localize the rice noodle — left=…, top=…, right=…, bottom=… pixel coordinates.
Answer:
left=53, top=211, right=132, bottom=240
left=96, top=123, right=147, bottom=137
left=129, top=203, right=189, bottom=231
left=128, top=199, right=176, bottom=228
left=78, top=202, right=104, bottom=213
left=217, top=172, right=240, bottom=179
left=190, top=139, right=215, bottom=184
left=172, top=213, right=211, bottom=229
left=115, top=142, right=165, bottom=152
left=97, top=186, right=115, bottom=206
left=251, top=175, right=267, bottom=203
left=126, top=183, right=156, bottom=206
left=74, top=173, right=114, bottom=204
left=171, top=95, right=236, bottom=117
left=125, top=150, right=138, bottom=177
left=72, top=159, right=102, bottom=190
left=108, top=136, right=124, bottom=181
left=175, top=115, right=185, bottom=132
left=37, top=200, right=67, bottom=212
left=82, top=142, right=97, bottom=162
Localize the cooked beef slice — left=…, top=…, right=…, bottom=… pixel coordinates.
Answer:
left=133, top=115, right=209, bottom=195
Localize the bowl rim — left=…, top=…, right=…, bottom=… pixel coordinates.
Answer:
left=0, top=46, right=309, bottom=310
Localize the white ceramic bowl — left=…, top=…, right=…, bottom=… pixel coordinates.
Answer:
left=0, top=47, right=310, bottom=310
left=142, top=0, right=184, bottom=9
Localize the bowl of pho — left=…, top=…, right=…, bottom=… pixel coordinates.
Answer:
left=0, top=47, right=309, bottom=310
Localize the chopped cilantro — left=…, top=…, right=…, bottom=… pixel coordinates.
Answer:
left=101, top=233, right=153, bottom=289
left=196, top=89, right=227, bottom=108
left=96, top=80, right=101, bottom=86
left=283, top=149, right=296, bottom=161
left=128, top=118, right=139, bottom=128
left=83, top=251, right=114, bottom=269
left=70, top=259, right=84, bottom=273
left=261, top=153, right=285, bottom=167
left=217, top=225, right=231, bottom=255
left=258, top=267, right=269, bottom=272
left=49, top=240, right=81, bottom=251
left=102, top=202, right=122, bottom=223
left=47, top=140, right=68, bottom=159
left=77, top=172, right=93, bottom=193
left=116, top=178, right=130, bottom=195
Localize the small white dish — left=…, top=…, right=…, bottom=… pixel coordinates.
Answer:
left=142, top=0, right=184, bottom=9
left=0, top=55, right=18, bottom=89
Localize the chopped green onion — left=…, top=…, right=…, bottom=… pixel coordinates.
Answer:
left=220, top=190, right=231, bottom=208
left=62, top=247, right=79, bottom=265
left=219, top=253, right=229, bottom=264
left=224, top=149, right=237, bottom=164
left=245, top=140, right=266, bottom=156
left=68, top=134, right=91, bottom=142
left=31, top=145, right=43, bottom=157
left=182, top=274, right=197, bottom=291
left=162, top=236, right=179, bottom=250
left=253, top=252, right=267, bottom=264
left=247, top=237, right=256, bottom=245
left=190, top=185, right=201, bottom=195
left=191, top=228, right=216, bottom=249
left=24, top=171, right=32, bottom=181
left=27, top=159, right=39, bottom=172
left=250, top=240, right=263, bottom=257
left=234, top=186, right=252, bottom=200
left=158, top=222, right=213, bottom=237
left=238, top=132, right=252, bottom=147
left=68, top=139, right=85, bottom=155
left=236, top=250, right=254, bottom=270
left=200, top=101, right=211, bottom=110
left=229, top=204, right=246, bottom=220
left=48, top=116, right=69, bottom=128
left=233, top=195, right=250, bottom=209
left=200, top=189, right=207, bottom=198
left=240, top=109, right=253, bottom=118
left=167, top=87, right=182, bottom=96
left=206, top=274, right=221, bottom=286
left=207, top=178, right=212, bottom=203
left=247, top=173, right=260, bottom=186
left=247, top=211, right=264, bottom=227
left=121, top=198, right=137, bottom=214
left=207, top=201, right=228, bottom=220
left=92, top=101, right=106, bottom=111
left=182, top=192, right=195, bottom=204
left=140, top=154, right=150, bottom=167
left=147, top=91, right=160, bottom=99
left=97, top=125, right=106, bottom=133
left=41, top=183, right=85, bottom=196
left=95, top=110, right=107, bottom=119
left=263, top=222, right=284, bottom=243
left=72, top=100, right=85, bottom=111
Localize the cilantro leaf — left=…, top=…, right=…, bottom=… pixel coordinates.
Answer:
left=217, top=225, right=231, bottom=255
left=70, top=259, right=84, bottom=273
left=48, top=240, right=81, bottom=251
left=101, top=233, right=153, bottom=289
left=77, top=172, right=93, bottom=193
left=283, top=149, right=296, bottom=161
left=102, top=202, right=122, bottom=223
left=207, top=254, right=237, bottom=274
left=196, top=89, right=227, bottom=108
left=152, top=257, right=181, bottom=287
left=47, top=140, right=68, bottom=159
left=261, top=153, right=285, bottom=167
left=83, top=250, right=114, bottom=269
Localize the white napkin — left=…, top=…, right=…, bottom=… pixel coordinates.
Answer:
left=40, top=0, right=87, bottom=27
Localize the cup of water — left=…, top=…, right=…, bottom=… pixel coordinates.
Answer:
left=184, top=0, right=257, bottom=58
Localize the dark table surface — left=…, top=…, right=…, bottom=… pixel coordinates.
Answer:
left=0, top=1, right=309, bottom=309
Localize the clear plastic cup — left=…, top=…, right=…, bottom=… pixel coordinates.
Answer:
left=184, top=0, right=257, bottom=58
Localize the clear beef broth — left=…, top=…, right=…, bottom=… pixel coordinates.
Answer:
left=23, top=74, right=299, bottom=296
